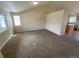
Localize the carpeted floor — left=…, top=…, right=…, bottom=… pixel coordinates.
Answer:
left=1, top=29, right=79, bottom=58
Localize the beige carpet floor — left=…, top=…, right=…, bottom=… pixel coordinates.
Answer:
left=1, top=29, right=79, bottom=58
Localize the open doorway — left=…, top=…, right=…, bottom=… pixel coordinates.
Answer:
left=65, top=15, right=79, bottom=41
left=65, top=15, right=78, bottom=35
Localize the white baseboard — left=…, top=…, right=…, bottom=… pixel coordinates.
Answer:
left=0, top=36, right=11, bottom=50
left=0, top=34, right=16, bottom=58
left=0, top=35, right=12, bottom=58
left=0, top=34, right=16, bottom=50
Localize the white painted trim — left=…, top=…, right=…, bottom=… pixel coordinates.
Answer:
left=0, top=34, right=16, bottom=50
left=0, top=35, right=12, bottom=58
left=0, top=34, right=16, bottom=58
left=45, top=28, right=60, bottom=35
left=0, top=35, right=11, bottom=50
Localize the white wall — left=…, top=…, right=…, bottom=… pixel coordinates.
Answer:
left=0, top=9, right=13, bottom=49
left=46, top=10, right=65, bottom=35
left=60, top=10, right=69, bottom=35
left=11, top=4, right=63, bottom=33
left=0, top=9, right=13, bottom=57
left=11, top=6, right=69, bottom=35
left=12, top=7, right=46, bottom=32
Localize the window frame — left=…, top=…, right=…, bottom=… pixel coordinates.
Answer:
left=68, top=16, right=77, bottom=23
left=13, top=15, right=21, bottom=26
left=0, top=14, right=8, bottom=33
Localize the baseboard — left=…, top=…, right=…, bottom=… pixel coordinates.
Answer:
left=0, top=34, right=16, bottom=50
left=45, top=28, right=61, bottom=36
left=15, top=29, right=45, bottom=33
left=0, top=34, right=16, bottom=58
left=0, top=36, right=12, bottom=58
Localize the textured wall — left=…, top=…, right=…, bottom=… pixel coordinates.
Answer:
left=12, top=8, right=46, bottom=32
left=46, top=10, right=64, bottom=35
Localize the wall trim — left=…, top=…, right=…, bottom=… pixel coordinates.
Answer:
left=45, top=28, right=63, bottom=36
left=0, top=35, right=11, bottom=50
left=0, top=35, right=12, bottom=58
left=0, top=34, right=16, bottom=58
left=0, top=34, right=16, bottom=50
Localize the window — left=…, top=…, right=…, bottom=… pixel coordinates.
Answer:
left=69, top=16, right=77, bottom=23
left=13, top=16, right=21, bottom=26
left=0, top=15, right=7, bottom=33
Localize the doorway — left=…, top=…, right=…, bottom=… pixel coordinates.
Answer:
left=65, top=15, right=78, bottom=35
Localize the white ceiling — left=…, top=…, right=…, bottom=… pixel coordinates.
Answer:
left=0, top=1, right=49, bottom=12
left=0, top=1, right=79, bottom=14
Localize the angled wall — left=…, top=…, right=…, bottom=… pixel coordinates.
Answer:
left=46, top=10, right=66, bottom=35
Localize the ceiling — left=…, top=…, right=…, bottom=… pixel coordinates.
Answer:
left=0, top=1, right=79, bottom=15
left=49, top=1, right=79, bottom=15
left=0, top=1, right=49, bottom=12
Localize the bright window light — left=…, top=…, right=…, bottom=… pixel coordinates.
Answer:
left=14, top=16, right=21, bottom=26
left=69, top=16, right=77, bottom=23
left=0, top=15, right=7, bottom=33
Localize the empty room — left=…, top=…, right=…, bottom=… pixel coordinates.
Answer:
left=0, top=1, right=79, bottom=58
